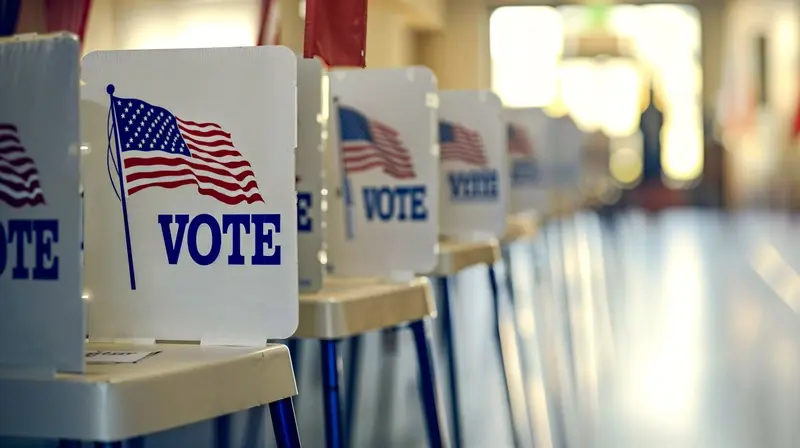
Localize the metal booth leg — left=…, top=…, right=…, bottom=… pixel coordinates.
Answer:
left=437, top=275, right=462, bottom=448
left=93, top=443, right=123, bottom=448
left=410, top=318, right=450, bottom=448
left=488, top=261, right=529, bottom=448
left=344, top=335, right=362, bottom=448
left=57, top=442, right=82, bottom=448
left=214, top=413, right=232, bottom=448
left=270, top=397, right=303, bottom=448
left=321, top=340, right=344, bottom=448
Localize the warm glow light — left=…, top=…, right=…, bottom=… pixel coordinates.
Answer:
left=491, top=4, right=703, bottom=182
left=662, top=119, right=704, bottom=181
left=490, top=7, right=563, bottom=107
left=610, top=145, right=642, bottom=185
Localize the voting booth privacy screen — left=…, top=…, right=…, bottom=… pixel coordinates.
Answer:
left=326, top=67, right=439, bottom=277
left=296, top=58, right=327, bottom=293
left=81, top=47, right=299, bottom=344
left=0, top=34, right=85, bottom=373
left=503, top=107, right=549, bottom=215
left=438, top=91, right=508, bottom=240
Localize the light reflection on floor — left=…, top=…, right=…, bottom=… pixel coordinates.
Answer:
left=533, top=210, right=800, bottom=448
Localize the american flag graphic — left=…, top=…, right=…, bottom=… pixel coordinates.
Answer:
left=508, top=123, right=534, bottom=158
left=439, top=121, right=487, bottom=166
left=109, top=95, right=264, bottom=205
left=0, top=123, right=46, bottom=208
left=338, top=106, right=415, bottom=179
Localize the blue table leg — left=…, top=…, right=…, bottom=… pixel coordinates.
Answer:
left=129, top=437, right=146, bottom=448
left=93, top=443, right=123, bottom=448
left=489, top=262, right=525, bottom=448
left=344, top=335, right=362, bottom=448
left=410, top=319, right=449, bottom=448
left=214, top=413, right=232, bottom=448
left=270, top=398, right=302, bottom=448
left=57, top=442, right=81, bottom=448
left=321, top=340, right=344, bottom=448
left=438, top=276, right=462, bottom=448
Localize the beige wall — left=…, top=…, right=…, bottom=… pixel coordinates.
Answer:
left=78, top=0, right=483, bottom=86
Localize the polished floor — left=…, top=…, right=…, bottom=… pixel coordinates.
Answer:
left=532, top=210, right=800, bottom=448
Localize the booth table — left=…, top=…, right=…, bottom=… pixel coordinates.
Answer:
left=294, top=277, right=447, bottom=448
left=0, top=343, right=300, bottom=447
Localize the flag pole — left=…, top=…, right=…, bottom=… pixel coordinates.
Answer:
left=107, top=84, right=137, bottom=290
left=333, top=97, right=355, bottom=240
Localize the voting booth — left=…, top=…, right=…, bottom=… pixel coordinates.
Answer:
left=292, top=66, right=449, bottom=448
left=296, top=58, right=327, bottom=293
left=0, top=43, right=303, bottom=447
left=0, top=33, right=84, bottom=375
left=503, top=107, right=550, bottom=217
left=326, top=67, right=439, bottom=278
left=438, top=90, right=508, bottom=241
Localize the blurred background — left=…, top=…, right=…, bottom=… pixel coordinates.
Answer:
left=15, top=0, right=799, bottom=214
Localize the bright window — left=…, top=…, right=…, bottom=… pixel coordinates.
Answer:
left=490, top=4, right=704, bottom=184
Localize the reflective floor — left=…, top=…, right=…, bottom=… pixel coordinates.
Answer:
left=531, top=209, right=800, bottom=448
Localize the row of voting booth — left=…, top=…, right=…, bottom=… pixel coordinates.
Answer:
left=0, top=32, right=587, bottom=448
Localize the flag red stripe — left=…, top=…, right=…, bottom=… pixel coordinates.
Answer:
left=0, top=145, right=25, bottom=155
left=0, top=155, right=34, bottom=167
left=343, top=145, right=413, bottom=164
left=126, top=165, right=258, bottom=190
left=347, top=165, right=415, bottom=178
left=0, top=176, right=41, bottom=193
left=175, top=118, right=224, bottom=129
left=0, top=190, right=45, bottom=207
left=344, top=141, right=411, bottom=160
left=185, top=143, right=247, bottom=159
left=0, top=165, right=38, bottom=180
left=127, top=179, right=264, bottom=205
left=123, top=155, right=256, bottom=178
left=0, top=135, right=20, bottom=144
left=177, top=124, right=232, bottom=140
left=126, top=167, right=260, bottom=195
left=180, top=132, right=235, bottom=149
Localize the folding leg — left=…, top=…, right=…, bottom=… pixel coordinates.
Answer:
left=320, top=340, right=344, bottom=448
left=410, top=319, right=450, bottom=448
left=270, top=398, right=302, bottom=448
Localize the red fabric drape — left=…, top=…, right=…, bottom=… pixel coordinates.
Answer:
left=43, top=0, right=92, bottom=43
left=257, top=0, right=280, bottom=46
left=303, top=0, right=367, bottom=67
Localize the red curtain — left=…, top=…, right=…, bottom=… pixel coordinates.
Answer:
left=257, top=0, right=280, bottom=46
left=303, top=0, right=367, bottom=67
left=43, top=0, right=92, bottom=43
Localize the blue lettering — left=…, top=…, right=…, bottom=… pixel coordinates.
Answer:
left=297, top=192, right=312, bottom=233
left=32, top=220, right=58, bottom=280
left=8, top=220, right=32, bottom=279
left=187, top=214, right=222, bottom=266
left=511, top=160, right=538, bottom=186
left=252, top=214, right=281, bottom=265
left=447, top=170, right=499, bottom=201
left=223, top=214, right=250, bottom=265
left=158, top=214, right=282, bottom=266
left=158, top=214, right=189, bottom=265
left=362, top=188, right=381, bottom=221
left=362, top=186, right=428, bottom=222
left=411, top=186, right=427, bottom=220
left=0, top=219, right=60, bottom=281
